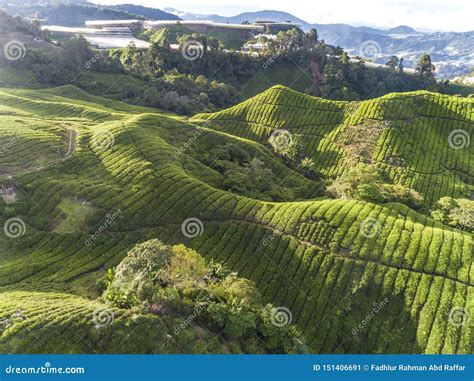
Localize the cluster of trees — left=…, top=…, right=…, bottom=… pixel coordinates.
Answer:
left=111, top=42, right=239, bottom=114
left=246, top=27, right=449, bottom=100
left=267, top=134, right=318, bottom=179
left=117, top=32, right=257, bottom=86
left=327, top=164, right=424, bottom=210
left=22, top=35, right=108, bottom=85
left=4, top=10, right=465, bottom=114
left=104, top=239, right=307, bottom=353
left=9, top=32, right=237, bottom=114
left=205, top=143, right=290, bottom=201
left=431, top=197, right=473, bottom=231
left=0, top=10, right=41, bottom=36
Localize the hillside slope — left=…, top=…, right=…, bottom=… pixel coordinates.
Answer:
left=194, top=86, right=473, bottom=205
left=0, top=86, right=472, bottom=354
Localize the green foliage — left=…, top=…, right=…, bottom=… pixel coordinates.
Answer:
left=327, top=164, right=384, bottom=200
left=206, top=144, right=290, bottom=201
left=327, top=164, right=424, bottom=208
left=195, top=86, right=472, bottom=206
left=0, top=85, right=471, bottom=355
left=431, top=197, right=474, bottom=231
left=103, top=240, right=306, bottom=353
left=104, top=239, right=173, bottom=307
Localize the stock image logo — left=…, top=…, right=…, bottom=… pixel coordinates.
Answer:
left=3, top=217, right=26, bottom=239
left=448, top=129, right=470, bottom=150
left=359, top=40, right=381, bottom=59
left=181, top=217, right=204, bottom=238
left=181, top=40, right=204, bottom=61
left=448, top=307, right=470, bottom=327
left=3, top=40, right=26, bottom=61
left=270, top=306, right=292, bottom=327
left=92, top=308, right=115, bottom=329
left=269, top=129, right=293, bottom=151
left=359, top=217, right=381, bottom=238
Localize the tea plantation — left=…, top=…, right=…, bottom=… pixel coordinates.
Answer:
left=0, top=85, right=472, bottom=354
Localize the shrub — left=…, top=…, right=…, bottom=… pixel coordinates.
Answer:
left=103, top=240, right=307, bottom=353
left=431, top=197, right=474, bottom=231
left=327, top=164, right=424, bottom=209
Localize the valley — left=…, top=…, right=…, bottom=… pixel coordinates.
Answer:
left=0, top=85, right=472, bottom=354
left=0, top=0, right=472, bottom=360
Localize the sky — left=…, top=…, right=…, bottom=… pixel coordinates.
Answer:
left=94, top=0, right=473, bottom=32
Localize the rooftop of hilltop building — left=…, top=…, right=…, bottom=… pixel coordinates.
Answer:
left=84, top=19, right=300, bottom=33
left=41, top=24, right=150, bottom=49
left=42, top=18, right=300, bottom=50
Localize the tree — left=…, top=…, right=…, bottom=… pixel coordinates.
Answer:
left=340, top=51, right=350, bottom=65
left=305, top=28, right=318, bottom=49
left=397, top=57, right=404, bottom=73
left=103, top=239, right=308, bottom=353
left=431, top=197, right=473, bottom=231
left=327, top=164, right=424, bottom=208
left=385, top=55, right=399, bottom=70
left=416, top=54, right=435, bottom=77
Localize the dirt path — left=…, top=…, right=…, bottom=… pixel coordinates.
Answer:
left=1, top=127, right=78, bottom=179
left=63, top=128, right=77, bottom=159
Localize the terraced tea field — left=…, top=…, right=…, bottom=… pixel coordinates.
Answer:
left=194, top=86, right=473, bottom=205
left=0, top=85, right=472, bottom=354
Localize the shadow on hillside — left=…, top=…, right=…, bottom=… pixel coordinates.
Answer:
left=312, top=278, right=423, bottom=354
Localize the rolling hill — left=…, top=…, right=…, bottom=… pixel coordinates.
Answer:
left=0, top=85, right=472, bottom=354
left=194, top=86, right=473, bottom=205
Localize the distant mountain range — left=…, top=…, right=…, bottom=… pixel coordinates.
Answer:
left=0, top=1, right=178, bottom=26
left=108, top=4, right=179, bottom=21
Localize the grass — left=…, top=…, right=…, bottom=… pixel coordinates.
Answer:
left=53, top=197, right=94, bottom=233
left=0, top=85, right=472, bottom=354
